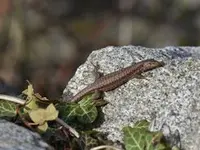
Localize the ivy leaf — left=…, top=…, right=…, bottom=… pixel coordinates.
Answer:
left=24, top=97, right=39, bottom=112
left=29, top=103, right=58, bottom=124
left=123, top=126, right=145, bottom=150
left=172, top=146, right=180, bottom=150
left=37, top=122, right=48, bottom=132
left=0, top=100, right=17, bottom=117
left=155, top=144, right=168, bottom=150
left=81, top=132, right=100, bottom=149
left=29, top=108, right=47, bottom=124
left=22, top=82, right=40, bottom=112
left=123, top=120, right=171, bottom=150
left=22, top=82, right=34, bottom=99
left=133, top=120, right=150, bottom=130
left=56, top=103, right=79, bottom=124
left=77, top=96, right=97, bottom=123
left=58, top=94, right=98, bottom=124
left=79, top=130, right=114, bottom=149
left=65, top=103, right=80, bottom=119
left=45, top=103, right=59, bottom=121
left=29, top=103, right=58, bottom=133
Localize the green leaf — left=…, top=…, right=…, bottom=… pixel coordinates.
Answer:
left=80, top=130, right=114, bottom=149
left=65, top=103, right=80, bottom=118
left=123, top=126, right=145, bottom=150
left=58, top=94, right=98, bottom=124
left=172, top=146, right=180, bottom=150
left=133, top=120, right=150, bottom=130
left=81, top=132, right=99, bottom=148
left=0, top=100, right=17, bottom=117
left=155, top=143, right=168, bottom=150
left=77, top=106, right=97, bottom=123
left=57, top=103, right=78, bottom=123
left=123, top=120, right=170, bottom=150
left=77, top=95, right=98, bottom=123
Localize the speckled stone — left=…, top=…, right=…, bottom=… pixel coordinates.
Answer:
left=0, top=120, right=52, bottom=150
left=63, top=46, right=200, bottom=150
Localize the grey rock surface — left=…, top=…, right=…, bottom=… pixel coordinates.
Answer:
left=0, top=119, right=52, bottom=150
left=63, top=45, right=200, bottom=150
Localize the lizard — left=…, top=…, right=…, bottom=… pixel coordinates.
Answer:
left=63, top=59, right=165, bottom=103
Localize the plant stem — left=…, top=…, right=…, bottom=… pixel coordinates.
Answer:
left=55, top=117, right=80, bottom=138
left=0, top=94, right=25, bottom=104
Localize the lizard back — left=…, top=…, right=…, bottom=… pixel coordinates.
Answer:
left=69, top=59, right=164, bottom=102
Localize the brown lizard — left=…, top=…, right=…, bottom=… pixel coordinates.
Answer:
left=64, top=59, right=164, bottom=102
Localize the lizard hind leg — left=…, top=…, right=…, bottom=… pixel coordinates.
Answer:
left=92, top=90, right=103, bottom=100
left=92, top=90, right=109, bottom=107
left=134, top=74, right=146, bottom=79
left=133, top=74, right=150, bottom=81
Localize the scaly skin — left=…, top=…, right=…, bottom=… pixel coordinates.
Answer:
left=65, top=59, right=164, bottom=102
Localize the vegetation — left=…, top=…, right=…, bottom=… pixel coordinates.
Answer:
left=0, top=82, right=179, bottom=150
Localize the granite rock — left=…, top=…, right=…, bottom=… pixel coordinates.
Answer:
left=63, top=45, right=200, bottom=150
left=0, top=119, right=52, bottom=150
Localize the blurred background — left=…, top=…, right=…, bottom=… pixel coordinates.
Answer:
left=0, top=0, right=199, bottom=99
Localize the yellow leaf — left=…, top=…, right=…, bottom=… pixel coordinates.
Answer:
left=29, top=103, right=58, bottom=125
left=22, top=89, right=28, bottom=95
left=24, top=97, right=39, bottom=112
left=27, top=83, right=34, bottom=98
left=29, top=108, right=46, bottom=124
left=37, top=122, right=48, bottom=132
left=22, top=83, right=34, bottom=100
left=45, top=103, right=58, bottom=121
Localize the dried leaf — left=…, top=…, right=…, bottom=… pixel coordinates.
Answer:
left=34, top=93, right=50, bottom=103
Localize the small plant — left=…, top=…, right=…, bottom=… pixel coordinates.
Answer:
left=123, top=120, right=180, bottom=150
left=0, top=82, right=180, bottom=150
